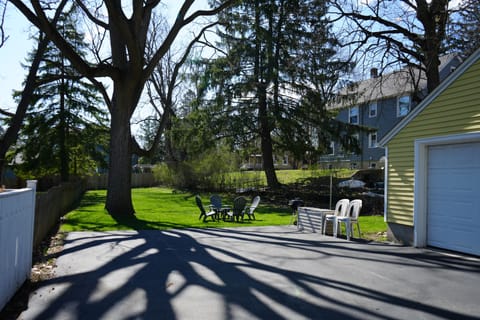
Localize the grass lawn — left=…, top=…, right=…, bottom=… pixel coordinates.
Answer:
left=61, top=187, right=387, bottom=241
left=61, top=187, right=291, bottom=231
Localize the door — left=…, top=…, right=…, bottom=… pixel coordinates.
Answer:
left=427, top=142, right=480, bottom=255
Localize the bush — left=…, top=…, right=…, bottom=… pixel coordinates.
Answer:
left=153, top=146, right=239, bottom=190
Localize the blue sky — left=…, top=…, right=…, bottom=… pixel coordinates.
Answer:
left=0, top=6, right=34, bottom=112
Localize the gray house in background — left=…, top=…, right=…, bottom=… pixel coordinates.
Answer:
left=320, top=54, right=463, bottom=169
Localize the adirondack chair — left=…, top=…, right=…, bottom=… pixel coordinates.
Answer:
left=209, top=194, right=226, bottom=220
left=195, top=195, right=216, bottom=222
left=224, top=196, right=247, bottom=222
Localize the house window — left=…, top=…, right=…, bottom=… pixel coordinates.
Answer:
left=349, top=106, right=359, bottom=124
left=368, top=131, right=378, bottom=148
left=397, top=95, right=411, bottom=117
left=368, top=102, right=377, bottom=118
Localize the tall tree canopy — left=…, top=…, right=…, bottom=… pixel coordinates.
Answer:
left=0, top=1, right=67, bottom=185
left=201, top=0, right=353, bottom=187
left=13, top=6, right=109, bottom=181
left=9, top=0, right=236, bottom=216
left=329, top=0, right=451, bottom=94
left=447, top=0, right=480, bottom=59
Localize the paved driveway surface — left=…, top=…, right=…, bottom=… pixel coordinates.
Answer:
left=18, top=226, right=480, bottom=320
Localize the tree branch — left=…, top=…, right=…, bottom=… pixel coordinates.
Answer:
left=9, top=0, right=119, bottom=79
left=73, top=0, right=108, bottom=28
left=143, top=0, right=238, bottom=83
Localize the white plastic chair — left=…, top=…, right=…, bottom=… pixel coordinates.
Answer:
left=337, top=199, right=362, bottom=240
left=244, top=196, right=260, bottom=220
left=322, top=199, right=350, bottom=236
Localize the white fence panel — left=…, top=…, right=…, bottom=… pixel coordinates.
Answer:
left=0, top=181, right=36, bottom=311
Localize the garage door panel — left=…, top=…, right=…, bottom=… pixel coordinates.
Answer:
left=429, top=213, right=478, bottom=230
left=427, top=142, right=480, bottom=256
left=429, top=143, right=480, bottom=168
left=428, top=198, right=474, bottom=215
left=430, top=228, right=478, bottom=252
left=428, top=170, right=474, bottom=191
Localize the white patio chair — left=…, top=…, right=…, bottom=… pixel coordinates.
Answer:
left=322, top=199, right=350, bottom=236
left=337, top=199, right=362, bottom=240
left=244, top=196, right=260, bottom=220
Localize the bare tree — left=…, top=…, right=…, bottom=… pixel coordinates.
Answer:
left=9, top=0, right=236, bottom=216
left=330, top=0, right=450, bottom=94
left=0, top=0, right=8, bottom=47
left=135, top=17, right=218, bottom=164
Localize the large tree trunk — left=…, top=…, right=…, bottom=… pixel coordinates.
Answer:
left=258, top=86, right=280, bottom=189
left=261, top=130, right=280, bottom=189
left=254, top=0, right=279, bottom=189
left=105, top=86, right=134, bottom=216
left=424, top=51, right=441, bottom=94
left=417, top=0, right=448, bottom=93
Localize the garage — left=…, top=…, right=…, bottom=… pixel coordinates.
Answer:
left=427, top=142, right=480, bottom=255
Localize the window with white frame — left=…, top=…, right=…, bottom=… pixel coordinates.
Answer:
left=368, top=131, right=378, bottom=148
left=397, top=95, right=411, bottom=117
left=349, top=106, right=359, bottom=124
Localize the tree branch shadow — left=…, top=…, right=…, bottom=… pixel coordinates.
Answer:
left=20, top=227, right=480, bottom=319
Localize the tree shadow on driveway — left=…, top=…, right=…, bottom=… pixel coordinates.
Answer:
left=19, top=225, right=480, bottom=320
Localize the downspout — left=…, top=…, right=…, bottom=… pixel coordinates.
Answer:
left=384, top=146, right=388, bottom=222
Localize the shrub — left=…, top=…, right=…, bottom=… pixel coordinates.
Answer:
left=153, top=145, right=239, bottom=190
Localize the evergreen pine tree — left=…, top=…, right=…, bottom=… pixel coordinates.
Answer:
left=201, top=0, right=353, bottom=186
left=13, top=6, right=109, bottom=181
left=448, top=0, right=480, bottom=58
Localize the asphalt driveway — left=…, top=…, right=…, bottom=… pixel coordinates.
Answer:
left=18, top=226, right=480, bottom=320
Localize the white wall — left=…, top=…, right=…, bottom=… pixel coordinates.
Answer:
left=0, top=181, right=36, bottom=311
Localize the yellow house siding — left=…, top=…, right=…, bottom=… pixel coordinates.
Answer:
left=386, top=143, right=415, bottom=226
left=386, top=58, right=480, bottom=226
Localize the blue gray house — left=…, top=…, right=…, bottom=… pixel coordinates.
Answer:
left=321, top=54, right=463, bottom=169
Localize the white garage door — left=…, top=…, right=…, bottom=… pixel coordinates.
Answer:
left=427, top=142, right=480, bottom=256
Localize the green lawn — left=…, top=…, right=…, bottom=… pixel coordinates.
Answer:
left=62, top=187, right=387, bottom=241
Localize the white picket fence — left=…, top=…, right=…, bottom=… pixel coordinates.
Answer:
left=0, top=180, right=37, bottom=311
